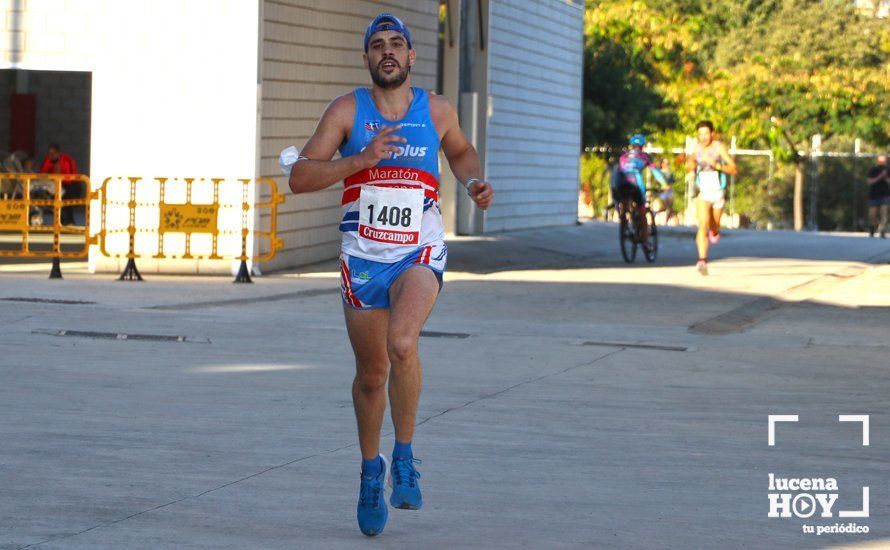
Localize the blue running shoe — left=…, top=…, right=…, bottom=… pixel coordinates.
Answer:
left=389, top=457, right=423, bottom=510
left=357, top=455, right=388, bottom=536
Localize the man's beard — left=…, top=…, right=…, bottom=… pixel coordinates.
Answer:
left=369, top=60, right=409, bottom=90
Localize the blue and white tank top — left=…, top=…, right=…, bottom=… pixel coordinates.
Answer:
left=338, top=87, right=444, bottom=262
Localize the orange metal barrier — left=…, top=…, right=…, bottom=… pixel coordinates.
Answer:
left=97, top=177, right=284, bottom=281
left=0, top=173, right=95, bottom=278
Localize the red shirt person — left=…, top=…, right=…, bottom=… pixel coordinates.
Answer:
left=39, top=142, right=83, bottom=225
left=39, top=143, right=78, bottom=182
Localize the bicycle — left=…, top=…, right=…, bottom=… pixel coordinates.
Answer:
left=617, top=189, right=658, bottom=263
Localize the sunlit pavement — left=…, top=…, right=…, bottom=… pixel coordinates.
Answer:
left=2, top=222, right=889, bottom=549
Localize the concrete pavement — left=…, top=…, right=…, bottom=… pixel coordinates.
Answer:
left=1, top=222, right=889, bottom=549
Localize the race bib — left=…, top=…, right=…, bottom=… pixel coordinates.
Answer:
left=357, top=186, right=424, bottom=246
left=699, top=171, right=720, bottom=190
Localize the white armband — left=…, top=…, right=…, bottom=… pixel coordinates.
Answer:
left=463, top=177, right=481, bottom=190
left=279, top=146, right=308, bottom=175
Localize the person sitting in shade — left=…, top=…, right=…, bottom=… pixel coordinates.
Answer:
left=39, top=142, right=82, bottom=226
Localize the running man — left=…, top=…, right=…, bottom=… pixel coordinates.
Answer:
left=685, top=121, right=737, bottom=275
left=612, top=133, right=667, bottom=248
left=288, top=13, right=493, bottom=536
left=866, top=154, right=889, bottom=238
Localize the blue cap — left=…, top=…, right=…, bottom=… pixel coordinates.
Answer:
left=364, top=13, right=412, bottom=52
left=630, top=133, right=647, bottom=146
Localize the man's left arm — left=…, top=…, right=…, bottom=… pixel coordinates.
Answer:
left=64, top=155, right=78, bottom=175
left=435, top=97, right=493, bottom=211
left=650, top=168, right=667, bottom=188
left=717, top=145, right=738, bottom=175
left=645, top=158, right=667, bottom=186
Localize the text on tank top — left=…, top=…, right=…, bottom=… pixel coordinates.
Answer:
left=338, top=87, right=444, bottom=262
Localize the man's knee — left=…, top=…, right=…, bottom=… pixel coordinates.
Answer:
left=355, top=363, right=388, bottom=392
left=387, top=336, right=417, bottom=365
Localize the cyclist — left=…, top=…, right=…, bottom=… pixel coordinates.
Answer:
left=685, top=121, right=737, bottom=275
left=611, top=134, right=667, bottom=249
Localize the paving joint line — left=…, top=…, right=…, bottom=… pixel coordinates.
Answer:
left=414, top=348, right=623, bottom=428
left=17, top=441, right=359, bottom=549
left=146, top=287, right=338, bottom=310
left=17, top=349, right=624, bottom=548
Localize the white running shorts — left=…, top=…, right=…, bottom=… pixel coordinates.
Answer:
left=697, top=171, right=725, bottom=209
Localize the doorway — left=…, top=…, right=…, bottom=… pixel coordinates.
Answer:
left=1, top=69, right=92, bottom=227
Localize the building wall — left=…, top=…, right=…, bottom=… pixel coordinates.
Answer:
left=28, top=70, right=91, bottom=175
left=0, top=68, right=91, bottom=175
left=483, top=0, right=583, bottom=232
left=258, top=0, right=440, bottom=272
left=0, top=69, right=13, bottom=154
left=0, top=0, right=261, bottom=274
left=1, top=0, right=583, bottom=272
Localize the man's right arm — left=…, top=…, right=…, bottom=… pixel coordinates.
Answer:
left=289, top=95, right=360, bottom=194
left=684, top=154, right=697, bottom=185
left=289, top=95, right=407, bottom=194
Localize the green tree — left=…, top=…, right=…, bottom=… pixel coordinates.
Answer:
left=583, top=0, right=890, bottom=230
left=709, top=0, right=889, bottom=229
left=583, top=1, right=683, bottom=152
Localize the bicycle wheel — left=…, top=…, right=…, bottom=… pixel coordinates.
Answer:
left=619, top=205, right=637, bottom=263
left=644, top=208, right=658, bottom=262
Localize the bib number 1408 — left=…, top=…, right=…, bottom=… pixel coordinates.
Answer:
left=357, top=186, right=424, bottom=246
left=366, top=204, right=412, bottom=228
